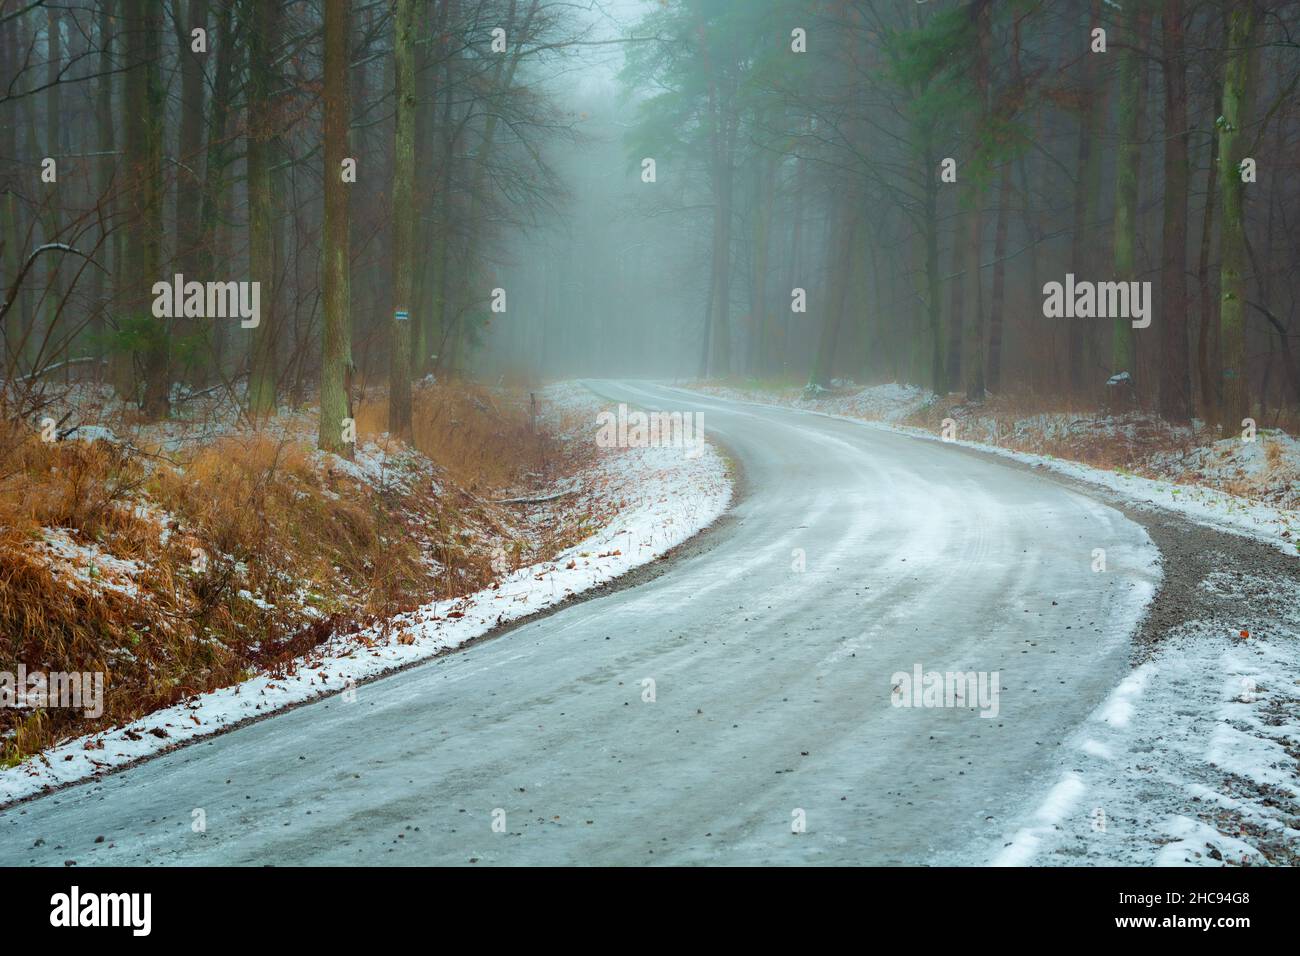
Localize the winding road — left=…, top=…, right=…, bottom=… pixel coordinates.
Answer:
left=1, top=381, right=1160, bottom=866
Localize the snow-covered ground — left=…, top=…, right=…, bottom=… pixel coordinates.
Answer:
left=37, top=529, right=148, bottom=600
left=690, top=381, right=1300, bottom=558
left=0, top=383, right=732, bottom=806
left=996, top=581, right=1300, bottom=866
left=796, top=380, right=936, bottom=423
left=687, top=380, right=1300, bottom=866
left=1148, top=429, right=1300, bottom=511
left=941, top=429, right=1299, bottom=561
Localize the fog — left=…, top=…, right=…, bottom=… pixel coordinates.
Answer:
left=5, top=0, right=1300, bottom=879
left=479, top=0, right=710, bottom=381
left=2, top=0, right=1299, bottom=424
left=473, top=0, right=1300, bottom=432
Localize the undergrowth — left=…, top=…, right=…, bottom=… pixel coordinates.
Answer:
left=0, top=381, right=585, bottom=764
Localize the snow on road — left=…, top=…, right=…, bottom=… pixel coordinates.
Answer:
left=993, top=577, right=1300, bottom=867
left=0, top=384, right=731, bottom=807
left=9, top=381, right=1291, bottom=866
left=682, top=382, right=1299, bottom=866
left=1, top=380, right=1160, bottom=866
left=689, top=382, right=1300, bottom=559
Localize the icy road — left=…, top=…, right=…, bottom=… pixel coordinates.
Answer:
left=1, top=382, right=1160, bottom=865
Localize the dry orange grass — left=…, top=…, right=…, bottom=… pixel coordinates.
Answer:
left=0, top=383, right=593, bottom=765
left=1, top=426, right=228, bottom=762
left=0, top=426, right=428, bottom=764
left=355, top=381, right=562, bottom=493
left=354, top=382, right=615, bottom=584
left=903, top=389, right=1198, bottom=472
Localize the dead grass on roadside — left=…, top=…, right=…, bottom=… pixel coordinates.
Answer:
left=903, top=389, right=1200, bottom=472
left=355, top=381, right=563, bottom=493
left=0, top=382, right=592, bottom=765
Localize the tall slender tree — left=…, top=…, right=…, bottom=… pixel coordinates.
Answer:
left=1112, top=1, right=1149, bottom=381
left=89, top=0, right=117, bottom=376
left=963, top=0, right=990, bottom=402
left=246, top=0, right=278, bottom=418
left=946, top=203, right=965, bottom=392
left=1069, top=0, right=1105, bottom=396
left=173, top=0, right=209, bottom=383
left=124, top=0, right=168, bottom=418
left=320, top=0, right=354, bottom=455
left=1158, top=0, right=1192, bottom=423
left=42, top=3, right=62, bottom=362
left=1217, top=0, right=1259, bottom=432
left=388, top=0, right=416, bottom=438
left=194, top=0, right=238, bottom=379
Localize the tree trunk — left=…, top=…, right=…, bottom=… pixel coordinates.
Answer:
left=42, top=3, right=63, bottom=369
left=1112, top=5, right=1149, bottom=380
left=320, top=0, right=354, bottom=455
left=246, top=0, right=279, bottom=419
left=964, top=202, right=985, bottom=401
left=987, top=162, right=1010, bottom=393
left=750, top=152, right=775, bottom=375
left=172, top=0, right=208, bottom=384
left=811, top=207, right=857, bottom=387
left=125, top=0, right=168, bottom=418
left=710, top=142, right=734, bottom=376
left=782, top=147, right=805, bottom=380
left=1217, top=2, right=1258, bottom=433
left=1158, top=0, right=1192, bottom=424
left=923, top=136, right=944, bottom=393
left=697, top=254, right=716, bottom=379
left=3, top=11, right=30, bottom=373
left=1196, top=81, right=1222, bottom=418
left=1069, top=0, right=1105, bottom=396
left=388, top=0, right=416, bottom=438
left=946, top=208, right=964, bottom=392
left=195, top=0, right=236, bottom=383
left=10, top=15, right=40, bottom=372
left=963, top=0, right=989, bottom=402
left=88, top=0, right=116, bottom=379
left=106, top=1, right=132, bottom=397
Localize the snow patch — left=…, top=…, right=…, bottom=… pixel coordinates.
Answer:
left=0, top=385, right=733, bottom=806
left=985, top=590, right=1300, bottom=866
left=36, top=529, right=146, bottom=600
left=684, top=383, right=1300, bottom=559
left=993, top=773, right=1087, bottom=867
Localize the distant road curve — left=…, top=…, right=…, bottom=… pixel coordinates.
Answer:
left=1, top=381, right=1158, bottom=866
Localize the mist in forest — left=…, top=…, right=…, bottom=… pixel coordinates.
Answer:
left=489, top=0, right=1300, bottom=432
left=2, top=0, right=1299, bottom=429
left=7, top=0, right=1300, bottom=882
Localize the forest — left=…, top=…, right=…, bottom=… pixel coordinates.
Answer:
left=609, top=0, right=1299, bottom=432
left=2, top=0, right=590, bottom=449
left=1, top=0, right=1300, bottom=875
left=2, top=1, right=1299, bottom=434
